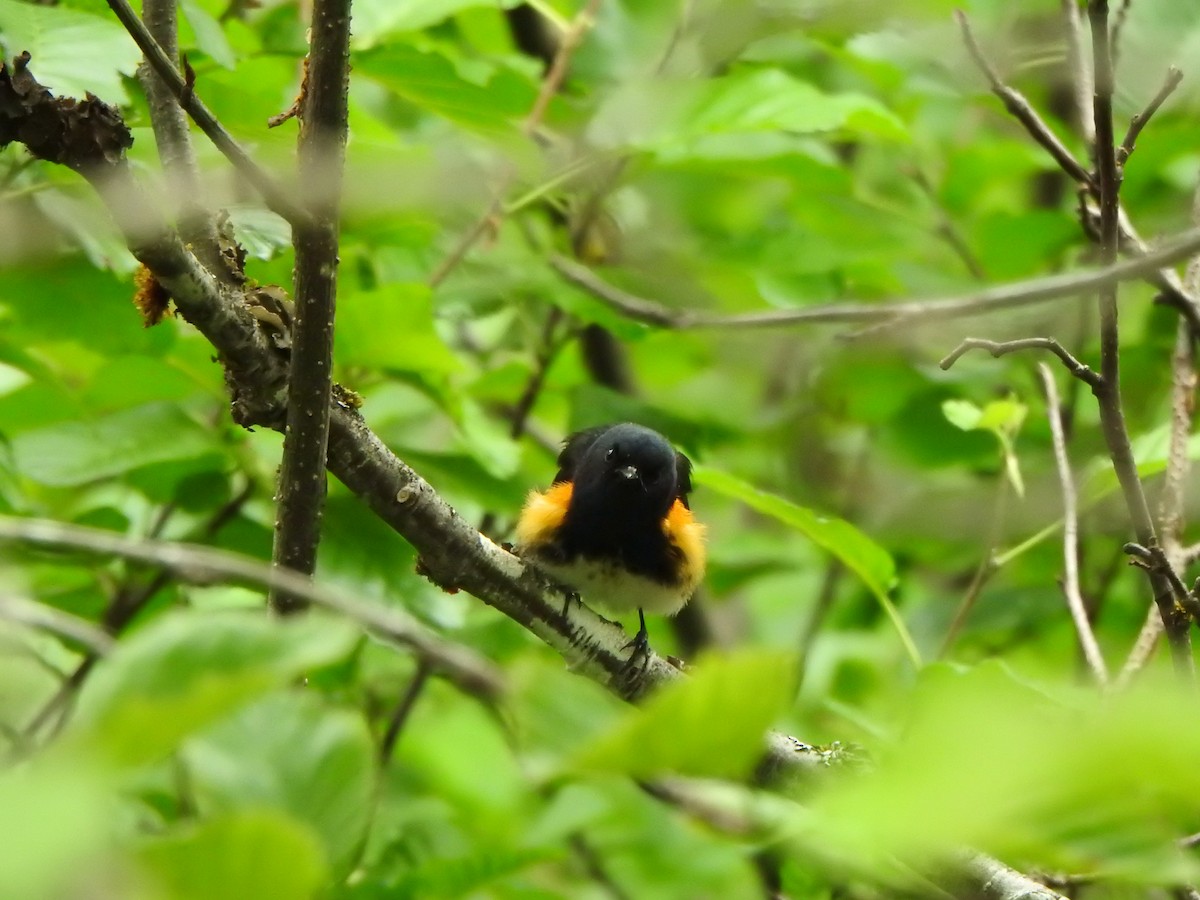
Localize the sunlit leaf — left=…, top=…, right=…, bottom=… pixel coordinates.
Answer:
left=573, top=650, right=794, bottom=779
left=137, top=811, right=327, bottom=900
left=73, top=610, right=358, bottom=766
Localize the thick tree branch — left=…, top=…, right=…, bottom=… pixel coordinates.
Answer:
left=268, top=0, right=352, bottom=614
left=1038, top=363, right=1109, bottom=686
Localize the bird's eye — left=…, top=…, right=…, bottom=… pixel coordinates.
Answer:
left=605, top=446, right=617, bottom=461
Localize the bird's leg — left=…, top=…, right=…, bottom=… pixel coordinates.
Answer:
left=561, top=589, right=581, bottom=619
left=621, top=608, right=652, bottom=675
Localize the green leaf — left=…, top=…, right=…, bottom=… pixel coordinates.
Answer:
left=352, top=0, right=522, bottom=43
left=137, top=811, right=327, bottom=900
left=694, top=466, right=917, bottom=666
left=587, top=67, right=907, bottom=159
left=941, top=398, right=983, bottom=432
left=573, top=650, right=794, bottom=779
left=942, top=397, right=1027, bottom=497
left=11, top=402, right=219, bottom=487
left=72, top=610, right=358, bottom=766
left=335, top=284, right=461, bottom=375
left=183, top=691, right=376, bottom=878
left=179, top=0, right=236, bottom=69
left=810, top=666, right=1200, bottom=882
left=0, top=0, right=141, bottom=103
left=0, top=753, right=114, bottom=900
left=356, top=44, right=537, bottom=135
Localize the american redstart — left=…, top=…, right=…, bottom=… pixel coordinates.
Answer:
left=516, top=422, right=707, bottom=654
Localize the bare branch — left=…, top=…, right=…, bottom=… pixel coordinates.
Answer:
left=959, top=10, right=1200, bottom=326
left=0, top=515, right=503, bottom=700
left=1117, top=66, right=1184, bottom=167
left=427, top=0, right=605, bottom=287
left=1038, top=363, right=1109, bottom=686
left=1088, top=0, right=1193, bottom=679
left=104, top=0, right=311, bottom=227
left=379, top=661, right=431, bottom=766
left=1062, top=0, right=1095, bottom=143
left=940, top=337, right=1102, bottom=389
left=956, top=10, right=1092, bottom=185
left=268, top=0, right=352, bottom=613
left=135, top=0, right=230, bottom=282
left=1120, top=174, right=1200, bottom=684
left=549, top=232, right=1200, bottom=331
left=0, top=596, right=115, bottom=656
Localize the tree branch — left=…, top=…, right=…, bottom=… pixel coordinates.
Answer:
left=426, top=0, right=605, bottom=288
left=1088, top=0, right=1193, bottom=679
left=268, top=0, right=352, bottom=614
left=956, top=10, right=1092, bottom=186
left=0, top=595, right=115, bottom=656
left=1120, top=179, right=1200, bottom=685
left=0, top=515, right=503, bottom=701
left=1038, top=363, right=1109, bottom=687
left=135, top=0, right=230, bottom=282
left=1117, top=66, right=1183, bottom=167
left=939, top=337, right=1102, bottom=389
left=378, top=660, right=431, bottom=766
left=549, top=235, right=1200, bottom=331
left=1061, top=0, right=1095, bottom=144
left=957, top=9, right=1200, bottom=327
left=103, top=0, right=311, bottom=228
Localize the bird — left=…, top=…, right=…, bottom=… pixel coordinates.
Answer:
left=516, top=422, right=706, bottom=657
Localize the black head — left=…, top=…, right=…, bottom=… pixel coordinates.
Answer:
left=560, top=423, right=687, bottom=521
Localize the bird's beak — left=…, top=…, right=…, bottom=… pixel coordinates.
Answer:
left=614, top=464, right=639, bottom=482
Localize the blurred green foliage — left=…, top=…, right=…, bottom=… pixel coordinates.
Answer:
left=3, top=0, right=1200, bottom=896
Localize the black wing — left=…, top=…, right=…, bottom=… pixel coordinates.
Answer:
left=551, top=425, right=611, bottom=484
left=674, top=450, right=694, bottom=509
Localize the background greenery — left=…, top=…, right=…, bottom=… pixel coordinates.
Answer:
left=3, top=0, right=1200, bottom=896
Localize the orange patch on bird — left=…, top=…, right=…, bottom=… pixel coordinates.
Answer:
left=663, top=499, right=707, bottom=591
left=515, top=481, right=573, bottom=549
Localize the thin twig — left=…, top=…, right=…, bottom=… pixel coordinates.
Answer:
left=0, top=515, right=503, bottom=699
left=1062, top=0, right=1095, bottom=143
left=378, top=661, right=431, bottom=765
left=940, top=337, right=1102, bottom=389
left=427, top=0, right=605, bottom=287
left=103, top=0, right=310, bottom=227
left=1117, top=66, right=1184, bottom=167
left=1109, top=0, right=1134, bottom=71
left=0, top=596, right=115, bottom=656
left=21, top=484, right=253, bottom=743
left=938, top=478, right=1008, bottom=658
left=549, top=231, right=1200, bottom=330
left=1038, top=363, right=1109, bottom=687
left=1119, top=179, right=1200, bottom=684
left=958, top=9, right=1200, bottom=325
left=268, top=0, right=352, bottom=613
left=956, top=11, right=1092, bottom=185
left=135, top=0, right=230, bottom=282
